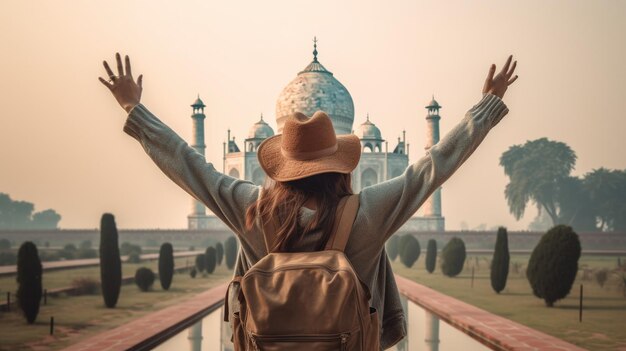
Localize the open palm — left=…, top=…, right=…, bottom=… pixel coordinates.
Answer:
left=483, top=55, right=518, bottom=99
left=98, top=53, right=143, bottom=113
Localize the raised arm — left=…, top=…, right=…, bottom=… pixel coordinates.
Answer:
left=98, top=53, right=260, bottom=236
left=359, top=55, right=518, bottom=245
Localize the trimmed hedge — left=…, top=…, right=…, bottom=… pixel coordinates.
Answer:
left=17, top=241, right=42, bottom=324
left=399, top=235, right=420, bottom=268
left=99, top=213, right=122, bottom=308
left=441, top=237, right=466, bottom=277
left=490, top=227, right=510, bottom=294
left=225, top=236, right=238, bottom=269
left=158, top=242, right=174, bottom=290
left=135, top=267, right=155, bottom=292
left=215, top=242, right=224, bottom=265
left=195, top=254, right=206, bottom=273
left=205, top=247, right=217, bottom=274
left=527, top=225, right=581, bottom=307
left=425, top=239, right=437, bottom=274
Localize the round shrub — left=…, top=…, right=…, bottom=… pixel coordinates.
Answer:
left=386, top=236, right=399, bottom=261
left=195, top=254, right=206, bottom=273
left=490, top=227, right=510, bottom=294
left=205, top=247, right=217, bottom=274
left=441, top=237, right=466, bottom=277
left=158, top=243, right=174, bottom=290
left=127, top=251, right=142, bottom=263
left=215, top=242, right=224, bottom=265
left=425, top=239, right=437, bottom=274
left=190, top=267, right=197, bottom=278
left=100, top=213, right=122, bottom=308
left=135, top=267, right=155, bottom=292
left=527, top=225, right=581, bottom=307
left=17, top=241, right=42, bottom=324
left=399, top=235, right=420, bottom=268
left=224, top=236, right=238, bottom=269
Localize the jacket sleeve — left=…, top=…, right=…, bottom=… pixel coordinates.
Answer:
left=123, top=104, right=260, bottom=236
left=359, top=93, right=509, bottom=245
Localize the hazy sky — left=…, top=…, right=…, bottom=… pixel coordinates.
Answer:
left=1, top=0, right=624, bottom=230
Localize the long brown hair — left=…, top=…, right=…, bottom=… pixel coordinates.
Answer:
left=245, top=172, right=353, bottom=252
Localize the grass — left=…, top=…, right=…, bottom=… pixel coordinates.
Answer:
left=392, top=254, right=626, bottom=351
left=0, top=264, right=231, bottom=351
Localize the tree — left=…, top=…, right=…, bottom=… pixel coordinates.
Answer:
left=399, top=235, right=420, bottom=268
left=16, top=241, right=42, bottom=324
left=500, top=138, right=576, bottom=225
left=386, top=236, right=400, bottom=261
left=0, top=193, right=61, bottom=229
left=584, top=168, right=626, bottom=231
left=195, top=254, right=206, bottom=273
left=135, top=267, right=155, bottom=292
left=224, top=236, right=238, bottom=269
left=31, top=209, right=62, bottom=229
left=425, top=239, right=437, bottom=274
left=490, top=227, right=510, bottom=293
left=99, top=213, right=122, bottom=308
left=527, top=225, right=581, bottom=307
left=205, top=247, right=217, bottom=274
left=158, top=243, right=174, bottom=290
left=441, top=237, right=466, bottom=277
left=215, top=242, right=224, bottom=265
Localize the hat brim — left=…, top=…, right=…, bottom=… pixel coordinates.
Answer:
left=257, top=134, right=362, bottom=182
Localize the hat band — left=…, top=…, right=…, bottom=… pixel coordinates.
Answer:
left=281, top=143, right=338, bottom=161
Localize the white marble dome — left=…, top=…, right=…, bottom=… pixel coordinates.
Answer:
left=357, top=115, right=383, bottom=140
left=248, top=115, right=274, bottom=139
left=275, top=55, right=354, bottom=135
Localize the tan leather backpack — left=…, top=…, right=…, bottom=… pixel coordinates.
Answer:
left=224, top=194, right=379, bottom=350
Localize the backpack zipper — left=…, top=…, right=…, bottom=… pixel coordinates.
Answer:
left=248, top=331, right=351, bottom=350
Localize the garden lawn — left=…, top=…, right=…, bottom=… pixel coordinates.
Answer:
left=0, top=256, right=196, bottom=294
left=0, top=264, right=230, bottom=351
left=392, top=254, right=626, bottom=351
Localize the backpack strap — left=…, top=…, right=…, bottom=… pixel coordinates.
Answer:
left=324, top=194, right=360, bottom=252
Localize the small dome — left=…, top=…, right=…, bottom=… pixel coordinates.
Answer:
left=248, top=115, right=275, bottom=139
left=356, top=115, right=382, bottom=140
left=191, top=95, right=205, bottom=107
left=426, top=96, right=441, bottom=109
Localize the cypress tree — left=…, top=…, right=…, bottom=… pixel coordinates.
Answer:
left=99, top=213, right=122, bottom=308
left=441, top=237, right=466, bottom=277
left=399, top=235, right=420, bottom=268
left=224, top=236, right=238, bottom=269
left=205, top=247, right=217, bottom=274
left=158, top=242, right=174, bottom=290
left=491, top=227, right=510, bottom=293
left=386, top=236, right=399, bottom=261
left=16, top=241, right=42, bottom=324
left=195, top=254, right=207, bottom=273
left=527, top=225, right=581, bottom=307
left=215, top=242, right=224, bottom=265
left=425, top=239, right=437, bottom=274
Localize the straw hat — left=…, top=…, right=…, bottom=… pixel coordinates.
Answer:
left=257, top=111, right=361, bottom=182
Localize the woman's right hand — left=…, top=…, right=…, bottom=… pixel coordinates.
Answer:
left=483, top=55, right=518, bottom=99
left=98, top=53, right=143, bottom=113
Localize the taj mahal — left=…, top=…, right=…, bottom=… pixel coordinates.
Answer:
left=187, top=40, right=445, bottom=232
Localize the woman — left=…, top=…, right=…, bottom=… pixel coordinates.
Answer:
left=99, top=53, right=517, bottom=349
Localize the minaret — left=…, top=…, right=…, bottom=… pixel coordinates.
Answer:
left=188, top=95, right=207, bottom=229
left=423, top=95, right=443, bottom=219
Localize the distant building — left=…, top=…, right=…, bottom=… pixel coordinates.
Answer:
left=188, top=39, right=444, bottom=232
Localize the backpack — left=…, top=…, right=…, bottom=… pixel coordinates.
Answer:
left=223, top=194, right=380, bottom=350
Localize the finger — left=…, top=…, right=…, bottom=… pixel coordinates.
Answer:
left=125, top=55, right=132, bottom=77
left=98, top=77, right=113, bottom=90
left=483, top=64, right=496, bottom=92
left=507, top=75, right=519, bottom=85
left=116, top=52, right=124, bottom=76
left=507, top=61, right=517, bottom=79
left=103, top=60, right=115, bottom=79
left=137, top=74, right=143, bottom=88
left=502, top=55, right=513, bottom=74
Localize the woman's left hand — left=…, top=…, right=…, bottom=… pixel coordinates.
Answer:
left=99, top=53, right=143, bottom=113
